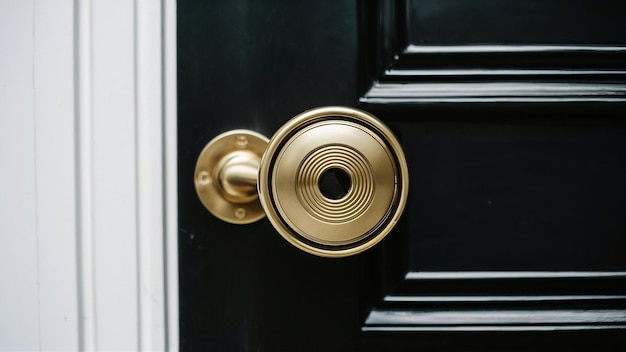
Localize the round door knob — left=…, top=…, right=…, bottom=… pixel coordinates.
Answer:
left=194, top=106, right=409, bottom=257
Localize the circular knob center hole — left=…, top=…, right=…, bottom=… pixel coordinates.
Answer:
left=318, top=168, right=351, bottom=200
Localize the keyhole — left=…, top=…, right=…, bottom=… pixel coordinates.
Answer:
left=318, top=168, right=351, bottom=200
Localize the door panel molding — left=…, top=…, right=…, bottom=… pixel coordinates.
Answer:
left=362, top=238, right=626, bottom=337
left=360, top=0, right=626, bottom=104
left=363, top=82, right=626, bottom=104
left=364, top=270, right=626, bottom=332
left=365, top=309, right=626, bottom=331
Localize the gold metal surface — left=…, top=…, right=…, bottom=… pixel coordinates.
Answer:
left=258, top=106, right=409, bottom=258
left=194, top=130, right=269, bottom=224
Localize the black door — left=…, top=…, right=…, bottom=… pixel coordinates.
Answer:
left=178, top=0, right=626, bottom=350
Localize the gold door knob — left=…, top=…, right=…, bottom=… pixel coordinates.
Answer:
left=194, top=106, right=409, bottom=257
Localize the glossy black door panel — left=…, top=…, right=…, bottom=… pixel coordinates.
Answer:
left=406, top=0, right=626, bottom=45
left=403, top=121, right=626, bottom=271
left=178, top=0, right=626, bottom=350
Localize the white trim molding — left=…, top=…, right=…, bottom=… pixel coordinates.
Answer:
left=163, top=0, right=180, bottom=349
left=1, top=0, right=178, bottom=350
left=75, top=0, right=178, bottom=350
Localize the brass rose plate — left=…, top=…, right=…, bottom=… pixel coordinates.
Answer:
left=194, top=107, right=409, bottom=257
left=194, top=130, right=269, bottom=224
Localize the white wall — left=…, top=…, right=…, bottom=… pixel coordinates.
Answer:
left=0, top=0, right=178, bottom=350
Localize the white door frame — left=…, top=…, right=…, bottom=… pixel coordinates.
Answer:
left=0, top=0, right=178, bottom=350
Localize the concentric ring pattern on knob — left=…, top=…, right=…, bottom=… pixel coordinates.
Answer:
left=258, top=106, right=409, bottom=257
left=296, top=145, right=374, bottom=224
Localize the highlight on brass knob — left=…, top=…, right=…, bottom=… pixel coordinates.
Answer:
left=194, top=106, right=409, bottom=257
